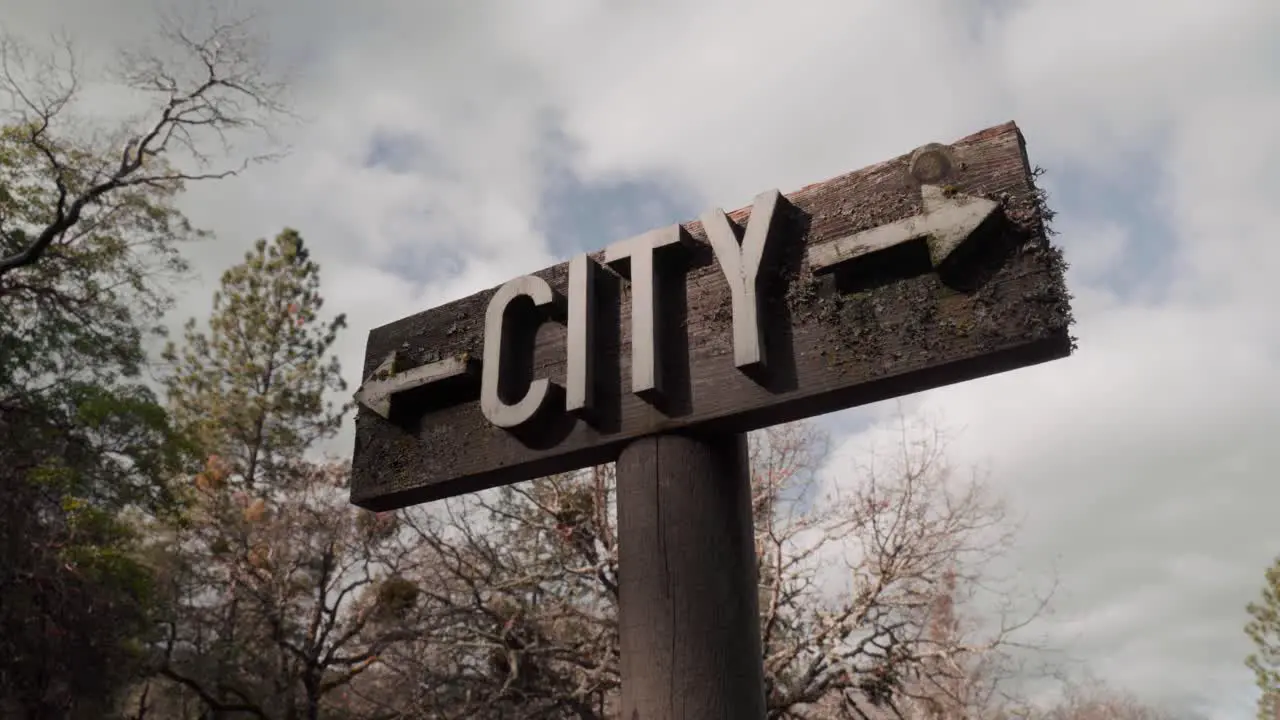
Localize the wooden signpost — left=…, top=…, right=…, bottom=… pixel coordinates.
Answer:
left=350, top=122, right=1073, bottom=718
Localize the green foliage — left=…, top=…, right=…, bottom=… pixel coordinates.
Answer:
left=0, top=385, right=189, bottom=716
left=149, top=230, right=417, bottom=720
left=0, top=14, right=286, bottom=714
left=0, top=113, right=201, bottom=716
left=163, top=228, right=349, bottom=490
left=0, top=123, right=200, bottom=392
left=1247, top=556, right=1280, bottom=719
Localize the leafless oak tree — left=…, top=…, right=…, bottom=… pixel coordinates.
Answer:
left=344, top=418, right=1051, bottom=719
left=1031, top=676, right=1187, bottom=720
left=0, top=7, right=289, bottom=280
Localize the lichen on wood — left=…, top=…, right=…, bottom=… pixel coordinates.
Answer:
left=350, top=122, right=1074, bottom=511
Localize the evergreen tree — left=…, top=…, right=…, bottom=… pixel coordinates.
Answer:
left=163, top=228, right=348, bottom=492
left=149, top=230, right=420, bottom=720
left=1247, top=557, right=1280, bottom=720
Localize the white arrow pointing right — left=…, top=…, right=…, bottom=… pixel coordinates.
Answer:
left=807, top=184, right=1001, bottom=276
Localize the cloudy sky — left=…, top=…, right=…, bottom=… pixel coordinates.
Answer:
left=7, top=0, right=1280, bottom=716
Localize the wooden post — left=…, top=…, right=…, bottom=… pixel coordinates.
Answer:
left=616, top=432, right=766, bottom=719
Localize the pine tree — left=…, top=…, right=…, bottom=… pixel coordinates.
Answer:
left=163, top=228, right=348, bottom=492
left=149, top=230, right=420, bottom=720
left=1247, top=556, right=1280, bottom=720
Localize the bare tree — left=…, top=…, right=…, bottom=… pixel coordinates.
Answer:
left=0, top=7, right=288, bottom=280
left=356, top=418, right=1050, bottom=719
left=139, top=458, right=426, bottom=720
left=365, top=465, right=622, bottom=719
left=1031, top=676, right=1185, bottom=720
left=751, top=418, right=1049, bottom=719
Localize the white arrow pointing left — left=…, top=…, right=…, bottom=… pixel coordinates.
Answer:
left=354, top=350, right=476, bottom=420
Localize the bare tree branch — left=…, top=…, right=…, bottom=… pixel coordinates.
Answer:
left=157, top=667, right=269, bottom=719
left=0, top=10, right=288, bottom=279
left=371, top=417, right=1053, bottom=719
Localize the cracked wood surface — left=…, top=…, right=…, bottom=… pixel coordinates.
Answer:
left=616, top=433, right=764, bottom=719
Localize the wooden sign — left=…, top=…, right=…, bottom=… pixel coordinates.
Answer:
left=350, top=122, right=1073, bottom=511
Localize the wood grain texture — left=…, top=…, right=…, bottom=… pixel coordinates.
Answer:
left=616, top=433, right=765, bottom=720
left=350, top=121, right=1073, bottom=510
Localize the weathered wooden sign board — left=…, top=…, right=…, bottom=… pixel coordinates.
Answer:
left=350, top=122, right=1072, bottom=511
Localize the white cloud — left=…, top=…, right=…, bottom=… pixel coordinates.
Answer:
left=9, top=0, right=1280, bottom=715
left=1056, top=220, right=1129, bottom=283
left=998, top=0, right=1278, bottom=163
left=542, top=0, right=1006, bottom=203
